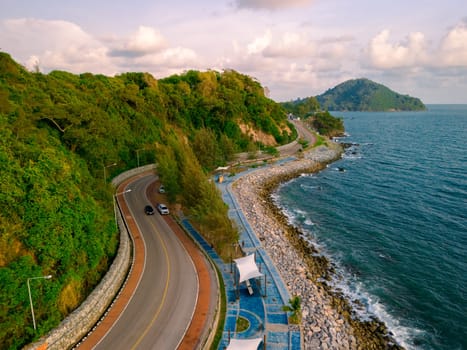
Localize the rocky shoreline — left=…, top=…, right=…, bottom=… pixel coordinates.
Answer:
left=231, top=143, right=403, bottom=350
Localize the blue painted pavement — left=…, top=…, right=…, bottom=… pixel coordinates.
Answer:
left=181, top=161, right=301, bottom=350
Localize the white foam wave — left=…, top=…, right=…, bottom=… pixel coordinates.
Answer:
left=333, top=132, right=351, bottom=141
left=300, top=183, right=321, bottom=191
left=299, top=173, right=314, bottom=178
left=325, top=256, right=425, bottom=350
left=370, top=298, right=425, bottom=350
left=279, top=205, right=300, bottom=223
left=280, top=207, right=425, bottom=349
left=342, top=153, right=362, bottom=160
left=274, top=183, right=425, bottom=348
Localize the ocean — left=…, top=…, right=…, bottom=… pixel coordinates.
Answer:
left=274, top=105, right=467, bottom=350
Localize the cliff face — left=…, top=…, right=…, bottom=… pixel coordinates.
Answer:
left=316, top=78, right=426, bottom=112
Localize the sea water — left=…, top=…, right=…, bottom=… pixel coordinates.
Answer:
left=274, top=105, right=467, bottom=350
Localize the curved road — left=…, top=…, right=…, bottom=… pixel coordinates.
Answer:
left=73, top=120, right=311, bottom=350
left=94, top=174, right=198, bottom=349
left=291, top=119, right=316, bottom=146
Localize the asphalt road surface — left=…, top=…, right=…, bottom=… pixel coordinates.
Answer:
left=94, top=174, right=198, bottom=350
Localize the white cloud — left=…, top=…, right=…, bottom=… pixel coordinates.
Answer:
left=129, top=47, right=199, bottom=69
left=234, top=0, right=313, bottom=10
left=216, top=29, right=357, bottom=101
left=0, top=18, right=201, bottom=77
left=241, top=29, right=347, bottom=61
left=2, top=18, right=94, bottom=51
left=38, top=46, right=111, bottom=74
left=364, top=22, right=467, bottom=72
left=439, top=22, right=467, bottom=66
left=1, top=18, right=114, bottom=74
left=365, top=29, right=428, bottom=69
left=247, top=30, right=272, bottom=54
left=262, top=32, right=316, bottom=58
left=109, top=26, right=167, bottom=57
left=358, top=23, right=467, bottom=103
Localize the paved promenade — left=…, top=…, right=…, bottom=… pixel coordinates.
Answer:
left=181, top=160, right=301, bottom=350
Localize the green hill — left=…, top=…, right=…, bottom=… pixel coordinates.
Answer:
left=0, top=52, right=295, bottom=348
left=316, top=78, right=426, bottom=111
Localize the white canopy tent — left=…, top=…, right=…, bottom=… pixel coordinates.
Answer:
left=234, top=254, right=263, bottom=283
left=226, top=337, right=263, bottom=350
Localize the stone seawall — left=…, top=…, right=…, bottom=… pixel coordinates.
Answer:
left=24, top=165, right=156, bottom=350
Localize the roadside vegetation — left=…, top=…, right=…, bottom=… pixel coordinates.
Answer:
left=155, top=132, right=238, bottom=257
left=280, top=97, right=345, bottom=138
left=0, top=52, right=295, bottom=348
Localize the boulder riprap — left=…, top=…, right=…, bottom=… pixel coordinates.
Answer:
left=232, top=144, right=404, bottom=350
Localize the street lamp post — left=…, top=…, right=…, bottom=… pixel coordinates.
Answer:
left=103, top=162, right=117, bottom=183
left=113, top=189, right=132, bottom=230
left=136, top=148, right=144, bottom=168
left=27, top=275, right=52, bottom=331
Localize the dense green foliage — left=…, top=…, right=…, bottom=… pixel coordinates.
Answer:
left=159, top=69, right=296, bottom=150
left=310, top=111, right=345, bottom=137
left=0, top=52, right=292, bottom=348
left=280, top=97, right=344, bottom=137
left=316, top=78, right=426, bottom=111
left=155, top=133, right=238, bottom=254
left=280, top=96, right=320, bottom=118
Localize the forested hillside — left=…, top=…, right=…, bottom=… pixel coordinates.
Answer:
left=280, top=97, right=345, bottom=137
left=316, top=78, right=426, bottom=111
left=0, top=52, right=295, bottom=349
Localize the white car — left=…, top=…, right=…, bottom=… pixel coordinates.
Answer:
left=157, top=203, right=169, bottom=215
left=158, top=185, right=165, bottom=193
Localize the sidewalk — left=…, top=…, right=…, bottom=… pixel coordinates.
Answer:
left=181, top=161, right=301, bottom=350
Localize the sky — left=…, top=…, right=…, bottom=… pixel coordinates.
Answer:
left=1, top=0, right=467, bottom=103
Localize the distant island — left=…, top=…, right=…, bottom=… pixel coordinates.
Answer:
left=316, top=78, right=426, bottom=112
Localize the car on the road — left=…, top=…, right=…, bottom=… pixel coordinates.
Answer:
left=157, top=203, right=169, bottom=215
left=158, top=185, right=165, bottom=193
left=144, top=205, right=155, bottom=215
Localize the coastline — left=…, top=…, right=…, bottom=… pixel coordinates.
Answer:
left=231, top=142, right=403, bottom=350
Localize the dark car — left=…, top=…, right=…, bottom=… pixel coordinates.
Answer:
left=144, top=205, right=155, bottom=215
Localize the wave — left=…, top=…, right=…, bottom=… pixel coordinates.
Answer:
left=328, top=268, right=425, bottom=350
left=276, top=202, right=425, bottom=349
left=299, top=183, right=322, bottom=191
left=342, top=153, right=362, bottom=160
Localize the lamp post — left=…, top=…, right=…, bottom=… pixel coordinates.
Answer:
left=27, top=275, right=52, bottom=331
left=136, top=148, right=144, bottom=168
left=103, top=162, right=117, bottom=183
left=113, top=188, right=132, bottom=230
left=230, top=242, right=238, bottom=273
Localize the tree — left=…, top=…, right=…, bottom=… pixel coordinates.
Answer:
left=218, top=134, right=237, bottom=163
left=281, top=97, right=320, bottom=119
left=311, top=111, right=344, bottom=137
left=155, top=136, right=182, bottom=203
left=282, top=295, right=302, bottom=324
left=191, top=128, right=220, bottom=170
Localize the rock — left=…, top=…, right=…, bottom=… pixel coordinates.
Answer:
left=231, top=143, right=404, bottom=350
